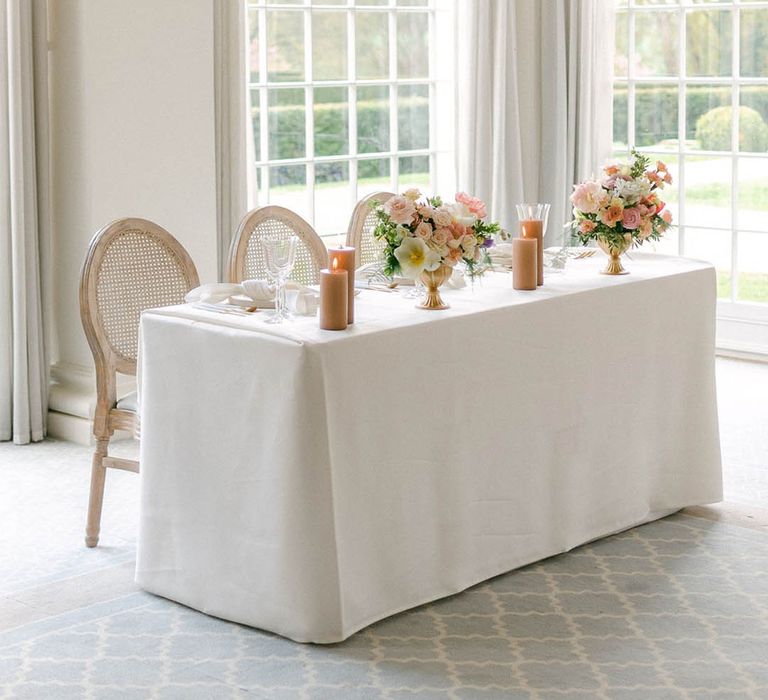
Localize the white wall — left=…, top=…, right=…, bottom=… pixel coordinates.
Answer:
left=48, top=0, right=218, bottom=442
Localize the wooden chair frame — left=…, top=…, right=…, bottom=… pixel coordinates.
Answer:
left=79, top=218, right=199, bottom=547
left=227, top=205, right=328, bottom=284
left=345, top=191, right=396, bottom=268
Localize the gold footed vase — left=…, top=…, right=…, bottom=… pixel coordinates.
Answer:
left=597, top=237, right=631, bottom=275
left=418, top=264, right=452, bottom=310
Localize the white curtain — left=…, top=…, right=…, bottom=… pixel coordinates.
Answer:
left=0, top=0, right=51, bottom=445
left=213, top=0, right=255, bottom=281
left=456, top=0, right=615, bottom=244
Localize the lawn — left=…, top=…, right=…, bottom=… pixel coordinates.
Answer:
left=718, top=271, right=768, bottom=303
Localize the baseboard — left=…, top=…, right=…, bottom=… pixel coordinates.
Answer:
left=47, top=410, right=94, bottom=445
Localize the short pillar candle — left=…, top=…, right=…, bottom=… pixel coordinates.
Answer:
left=328, top=246, right=356, bottom=324
left=519, top=219, right=544, bottom=286
left=319, top=260, right=348, bottom=330
left=512, top=237, right=537, bottom=291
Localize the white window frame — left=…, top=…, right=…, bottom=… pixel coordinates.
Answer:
left=615, top=0, right=768, bottom=357
left=247, top=0, right=455, bottom=239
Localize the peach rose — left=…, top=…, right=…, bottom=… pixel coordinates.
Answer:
left=414, top=221, right=433, bottom=240
left=432, top=228, right=450, bottom=245
left=433, top=207, right=453, bottom=228
left=579, top=220, right=597, bottom=234
left=571, top=180, right=605, bottom=214
left=383, top=195, right=416, bottom=226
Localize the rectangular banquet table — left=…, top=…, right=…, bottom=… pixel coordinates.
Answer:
left=136, top=252, right=722, bottom=643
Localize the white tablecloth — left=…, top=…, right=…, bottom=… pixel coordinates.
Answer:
left=136, top=253, right=722, bottom=643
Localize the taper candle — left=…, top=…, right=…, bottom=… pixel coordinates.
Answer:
left=328, top=246, right=356, bottom=324
left=512, top=237, right=537, bottom=291
left=319, top=258, right=348, bottom=330
left=519, top=219, right=543, bottom=286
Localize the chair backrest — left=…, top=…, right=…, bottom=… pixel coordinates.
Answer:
left=79, top=218, right=200, bottom=382
left=346, top=191, right=396, bottom=268
left=227, top=206, right=328, bottom=285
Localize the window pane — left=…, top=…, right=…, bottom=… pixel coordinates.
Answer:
left=739, top=95, right=768, bottom=154
left=358, top=158, right=391, bottom=197
left=250, top=89, right=261, bottom=162
left=357, top=86, right=389, bottom=153
left=613, top=82, right=628, bottom=150
left=315, top=87, right=348, bottom=158
left=635, top=84, right=678, bottom=147
left=399, top=155, right=429, bottom=189
left=648, top=225, right=679, bottom=256
left=356, top=12, right=389, bottom=79
left=397, top=13, right=429, bottom=79
left=269, top=164, right=309, bottom=221
left=686, top=10, right=732, bottom=77
left=739, top=158, right=768, bottom=231
left=685, top=156, right=731, bottom=229
left=740, top=9, right=768, bottom=78
left=313, top=12, right=347, bottom=80
left=684, top=228, right=732, bottom=299
left=267, top=11, right=304, bottom=82
left=687, top=85, right=731, bottom=145
left=615, top=12, right=628, bottom=77
left=249, top=10, right=259, bottom=84
left=356, top=0, right=388, bottom=5
left=635, top=12, right=678, bottom=76
left=737, top=232, right=768, bottom=302
left=269, top=88, right=305, bottom=160
left=315, top=162, right=350, bottom=237
left=398, top=0, right=428, bottom=5
left=398, top=84, right=429, bottom=151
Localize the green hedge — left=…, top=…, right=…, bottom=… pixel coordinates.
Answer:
left=614, top=85, right=768, bottom=147
left=251, top=96, right=430, bottom=175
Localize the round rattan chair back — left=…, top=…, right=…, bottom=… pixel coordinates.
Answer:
left=79, top=218, right=200, bottom=376
left=227, top=206, right=328, bottom=285
left=346, top=191, right=396, bottom=268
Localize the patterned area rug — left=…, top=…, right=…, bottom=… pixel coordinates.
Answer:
left=1, top=441, right=768, bottom=698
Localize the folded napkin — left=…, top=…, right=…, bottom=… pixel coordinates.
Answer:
left=185, top=280, right=319, bottom=316
left=488, top=242, right=514, bottom=267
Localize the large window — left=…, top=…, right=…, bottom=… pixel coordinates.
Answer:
left=247, top=0, right=454, bottom=241
left=614, top=0, right=768, bottom=306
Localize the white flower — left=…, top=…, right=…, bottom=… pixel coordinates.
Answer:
left=394, top=237, right=441, bottom=279
left=614, top=178, right=650, bottom=204
left=449, top=202, right=477, bottom=227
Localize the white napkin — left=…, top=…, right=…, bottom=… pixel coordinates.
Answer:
left=185, top=281, right=319, bottom=316
left=488, top=242, right=514, bottom=267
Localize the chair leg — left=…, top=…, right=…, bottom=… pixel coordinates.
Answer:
left=85, top=437, right=109, bottom=547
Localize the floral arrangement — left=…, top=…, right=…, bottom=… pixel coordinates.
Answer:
left=569, top=150, right=673, bottom=249
left=372, top=189, right=499, bottom=279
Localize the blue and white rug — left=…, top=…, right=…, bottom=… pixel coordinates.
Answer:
left=1, top=441, right=767, bottom=698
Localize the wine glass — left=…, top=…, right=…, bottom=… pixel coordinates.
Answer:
left=262, top=234, right=297, bottom=324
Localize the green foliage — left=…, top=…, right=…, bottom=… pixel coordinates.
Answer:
left=696, top=105, right=768, bottom=152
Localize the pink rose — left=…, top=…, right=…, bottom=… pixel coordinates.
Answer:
left=417, top=205, right=435, bottom=220
left=622, top=207, right=641, bottom=230
left=571, top=180, right=605, bottom=214
left=432, top=228, right=450, bottom=245
left=383, top=195, right=416, bottom=226
left=455, top=192, right=487, bottom=219
left=415, top=221, right=433, bottom=240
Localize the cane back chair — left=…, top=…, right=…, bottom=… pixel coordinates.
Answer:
left=227, top=205, right=328, bottom=285
left=79, top=218, right=199, bottom=547
left=345, top=191, right=396, bottom=268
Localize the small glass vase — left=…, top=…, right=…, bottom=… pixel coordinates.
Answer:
left=597, top=237, right=631, bottom=275
left=417, top=264, right=452, bottom=310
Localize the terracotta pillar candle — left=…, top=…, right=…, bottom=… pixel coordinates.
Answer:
left=328, top=246, right=355, bottom=324
left=520, top=219, right=544, bottom=286
left=512, top=237, right=537, bottom=290
left=319, top=259, right=348, bottom=330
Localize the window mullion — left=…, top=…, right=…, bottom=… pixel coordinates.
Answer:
left=388, top=8, right=399, bottom=192
left=304, top=6, right=315, bottom=225
left=259, top=5, right=269, bottom=204
left=677, top=5, right=686, bottom=257
left=348, top=3, right=358, bottom=208
left=730, top=4, right=740, bottom=302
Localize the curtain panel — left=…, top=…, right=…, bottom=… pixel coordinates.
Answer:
left=456, top=0, right=615, bottom=244
left=0, top=0, right=51, bottom=445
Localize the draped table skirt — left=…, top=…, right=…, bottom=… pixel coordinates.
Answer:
left=136, top=253, right=722, bottom=643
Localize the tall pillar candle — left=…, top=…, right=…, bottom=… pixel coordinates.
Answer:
left=328, top=246, right=356, bottom=324
left=319, top=260, right=348, bottom=330
left=520, top=219, right=544, bottom=286
left=512, top=237, right=537, bottom=290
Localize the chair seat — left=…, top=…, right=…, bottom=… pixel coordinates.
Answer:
left=116, top=391, right=138, bottom=412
